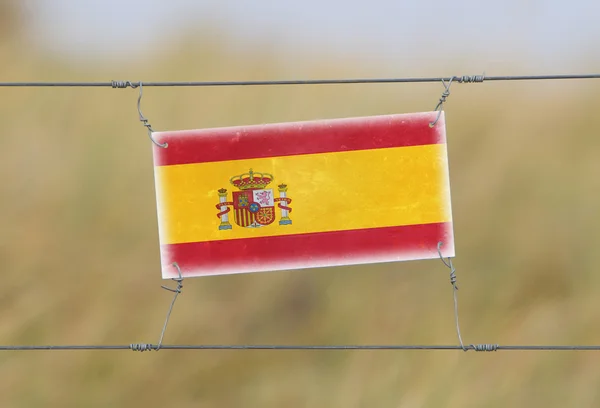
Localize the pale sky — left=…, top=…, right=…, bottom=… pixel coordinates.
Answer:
left=20, top=0, right=600, bottom=72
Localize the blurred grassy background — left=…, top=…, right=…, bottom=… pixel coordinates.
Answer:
left=2, top=2, right=600, bottom=407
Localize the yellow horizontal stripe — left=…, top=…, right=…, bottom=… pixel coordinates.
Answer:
left=154, top=144, right=452, bottom=245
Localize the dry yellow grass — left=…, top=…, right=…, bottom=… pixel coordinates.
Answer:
left=2, top=5, right=600, bottom=407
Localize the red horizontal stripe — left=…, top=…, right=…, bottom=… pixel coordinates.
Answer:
left=159, top=222, right=454, bottom=278
left=153, top=112, right=445, bottom=167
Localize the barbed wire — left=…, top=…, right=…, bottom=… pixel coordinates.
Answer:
left=0, top=73, right=598, bottom=88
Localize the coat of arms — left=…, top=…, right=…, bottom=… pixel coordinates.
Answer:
left=215, top=169, right=292, bottom=230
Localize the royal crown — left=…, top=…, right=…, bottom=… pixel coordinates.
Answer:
left=230, top=168, right=273, bottom=190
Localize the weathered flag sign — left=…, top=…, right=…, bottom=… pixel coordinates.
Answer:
left=152, top=111, right=454, bottom=279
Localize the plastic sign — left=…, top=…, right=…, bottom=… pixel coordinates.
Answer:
left=152, top=112, right=455, bottom=279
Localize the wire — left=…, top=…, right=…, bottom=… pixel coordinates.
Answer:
left=156, top=263, right=184, bottom=350
left=1, top=73, right=598, bottom=354
left=1, top=344, right=600, bottom=352
left=0, top=74, right=599, bottom=88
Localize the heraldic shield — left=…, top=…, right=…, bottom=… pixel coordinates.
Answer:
left=232, top=189, right=275, bottom=227
left=215, top=169, right=292, bottom=230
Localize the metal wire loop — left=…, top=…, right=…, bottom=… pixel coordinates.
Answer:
left=156, top=263, right=184, bottom=351
left=129, top=264, right=184, bottom=353
left=437, top=242, right=457, bottom=289
left=137, top=82, right=167, bottom=148
left=428, top=73, right=484, bottom=127
left=429, top=77, right=453, bottom=127
left=161, top=262, right=184, bottom=294
left=437, top=241, right=467, bottom=351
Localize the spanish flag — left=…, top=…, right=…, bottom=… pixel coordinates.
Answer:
left=152, top=112, right=455, bottom=279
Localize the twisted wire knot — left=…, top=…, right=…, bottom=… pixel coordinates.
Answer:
left=470, top=344, right=499, bottom=352
left=134, top=82, right=167, bottom=148
left=438, top=88, right=450, bottom=105
left=456, top=74, right=485, bottom=83
left=130, top=343, right=154, bottom=352
left=429, top=78, right=454, bottom=127
left=111, top=80, right=138, bottom=89
left=448, top=264, right=457, bottom=288
left=437, top=242, right=458, bottom=290
left=140, top=117, right=153, bottom=134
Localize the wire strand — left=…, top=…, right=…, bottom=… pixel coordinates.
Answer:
left=0, top=74, right=599, bottom=87
left=0, top=344, right=599, bottom=351
left=156, top=263, right=184, bottom=350
left=2, top=72, right=598, bottom=353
